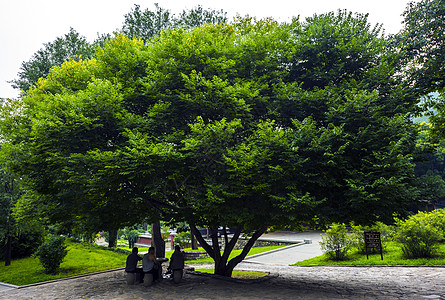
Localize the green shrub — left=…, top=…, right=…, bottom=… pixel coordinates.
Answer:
left=425, top=209, right=445, bottom=241
left=349, top=222, right=394, bottom=254
left=320, top=223, right=351, bottom=261
left=394, top=212, right=443, bottom=258
left=34, top=236, right=68, bottom=274
left=174, top=231, right=191, bottom=248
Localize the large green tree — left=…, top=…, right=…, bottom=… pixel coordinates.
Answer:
left=1, top=12, right=420, bottom=276
left=397, top=0, right=445, bottom=139
left=398, top=0, right=445, bottom=93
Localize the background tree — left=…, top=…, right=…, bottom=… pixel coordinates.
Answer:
left=0, top=161, right=43, bottom=266
left=9, top=28, right=95, bottom=93
left=0, top=167, right=17, bottom=266
left=121, top=4, right=227, bottom=42
left=413, top=123, right=445, bottom=208
left=398, top=0, right=445, bottom=93
left=397, top=0, right=445, bottom=139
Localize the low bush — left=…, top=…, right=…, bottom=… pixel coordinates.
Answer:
left=394, top=212, right=443, bottom=258
left=425, top=209, right=445, bottom=242
left=34, top=235, right=68, bottom=274
left=319, top=223, right=351, bottom=261
left=174, top=231, right=191, bottom=248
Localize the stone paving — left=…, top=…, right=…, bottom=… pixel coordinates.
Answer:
left=1, top=232, right=444, bottom=299
left=1, top=263, right=444, bottom=299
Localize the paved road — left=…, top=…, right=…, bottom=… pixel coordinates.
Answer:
left=245, top=230, right=324, bottom=265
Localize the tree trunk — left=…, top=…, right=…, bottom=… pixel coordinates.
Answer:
left=151, top=222, right=165, bottom=258
left=190, top=227, right=198, bottom=250
left=108, top=230, right=118, bottom=248
left=4, top=234, right=12, bottom=266
left=190, top=224, right=268, bottom=277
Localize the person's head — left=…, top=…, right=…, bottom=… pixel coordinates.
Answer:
left=174, top=245, right=181, bottom=252
left=149, top=246, right=155, bottom=254
left=132, top=247, right=138, bottom=254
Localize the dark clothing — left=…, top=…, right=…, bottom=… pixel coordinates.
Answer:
left=169, top=250, right=184, bottom=270
left=125, top=253, right=142, bottom=272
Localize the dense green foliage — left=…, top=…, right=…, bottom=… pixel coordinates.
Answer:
left=121, top=4, right=227, bottom=42
left=413, top=123, right=445, bottom=207
left=397, top=0, right=445, bottom=140
left=398, top=0, right=445, bottom=93
left=395, top=209, right=445, bottom=258
left=9, top=5, right=227, bottom=96
left=0, top=164, right=44, bottom=265
left=0, top=11, right=422, bottom=276
left=9, top=28, right=95, bottom=92
left=34, top=235, right=68, bottom=274
left=0, top=227, right=43, bottom=261
left=174, top=231, right=192, bottom=248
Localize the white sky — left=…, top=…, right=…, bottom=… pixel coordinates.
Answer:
left=0, top=0, right=418, bottom=99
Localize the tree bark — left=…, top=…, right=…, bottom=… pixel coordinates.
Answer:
left=190, top=227, right=199, bottom=250
left=108, top=230, right=118, bottom=248
left=151, top=222, right=165, bottom=258
left=4, top=234, right=11, bottom=266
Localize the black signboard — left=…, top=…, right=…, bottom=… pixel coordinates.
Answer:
left=364, top=231, right=383, bottom=260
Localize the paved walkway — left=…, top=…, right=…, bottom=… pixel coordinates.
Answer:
left=1, top=231, right=445, bottom=299
left=1, top=264, right=444, bottom=299
left=245, top=230, right=324, bottom=265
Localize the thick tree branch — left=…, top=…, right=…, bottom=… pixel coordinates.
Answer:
left=190, top=224, right=214, bottom=259
left=223, top=227, right=229, bottom=251
left=210, top=227, right=222, bottom=262
left=221, top=225, right=243, bottom=263
left=226, top=226, right=268, bottom=271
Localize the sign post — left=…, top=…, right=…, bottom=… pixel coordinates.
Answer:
left=364, top=231, right=383, bottom=260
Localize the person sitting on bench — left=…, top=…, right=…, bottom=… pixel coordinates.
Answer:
left=142, top=246, right=161, bottom=282
left=125, top=247, right=144, bottom=283
left=167, top=245, right=184, bottom=273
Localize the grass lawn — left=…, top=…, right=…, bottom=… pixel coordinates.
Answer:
left=0, top=240, right=128, bottom=286
left=0, top=242, right=283, bottom=286
left=185, top=245, right=287, bottom=263
left=195, top=268, right=268, bottom=279
left=292, top=242, right=445, bottom=266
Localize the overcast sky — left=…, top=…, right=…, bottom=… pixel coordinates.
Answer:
left=0, top=0, right=418, bottom=99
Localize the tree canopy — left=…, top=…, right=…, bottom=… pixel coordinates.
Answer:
left=9, top=28, right=95, bottom=93
left=10, top=4, right=227, bottom=95
left=398, top=0, right=445, bottom=93
left=396, top=0, right=445, bottom=140
left=1, top=11, right=421, bottom=276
